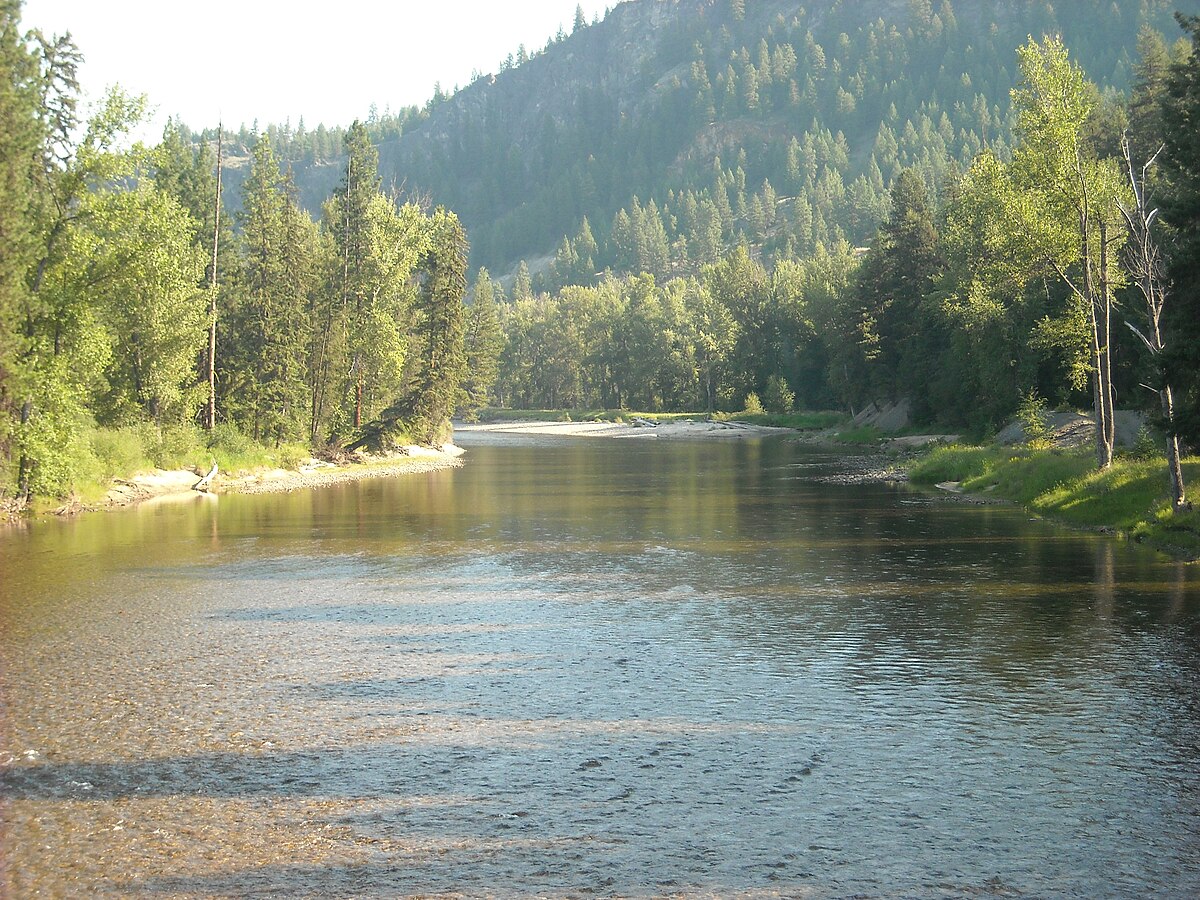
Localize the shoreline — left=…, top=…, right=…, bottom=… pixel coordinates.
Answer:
left=454, top=419, right=796, bottom=442
left=3, top=445, right=465, bottom=524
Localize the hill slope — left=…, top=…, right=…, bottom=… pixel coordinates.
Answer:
left=229, top=0, right=1199, bottom=282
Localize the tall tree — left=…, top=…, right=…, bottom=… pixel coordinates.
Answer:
left=461, top=267, right=504, bottom=416
left=231, top=136, right=314, bottom=443
left=1010, top=37, right=1127, bottom=468
left=848, top=170, right=944, bottom=415
left=1160, top=15, right=1200, bottom=451
left=1118, top=135, right=1185, bottom=511
left=364, top=208, right=468, bottom=446
left=328, top=120, right=382, bottom=429
left=0, top=0, right=47, bottom=489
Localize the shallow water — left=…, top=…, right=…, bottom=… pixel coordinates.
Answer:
left=2, top=438, right=1199, bottom=897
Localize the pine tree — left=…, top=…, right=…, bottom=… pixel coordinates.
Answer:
left=0, top=0, right=44, bottom=488
left=1160, top=14, right=1200, bottom=448
left=232, top=136, right=313, bottom=443
left=400, top=209, right=470, bottom=443
left=512, top=260, right=533, bottom=301
left=328, top=120, right=381, bottom=430
left=461, top=267, right=505, bottom=416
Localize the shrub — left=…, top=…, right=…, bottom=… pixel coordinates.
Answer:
left=763, top=376, right=795, bottom=414
left=742, top=392, right=765, bottom=416
left=1017, top=390, right=1051, bottom=448
left=88, top=426, right=153, bottom=479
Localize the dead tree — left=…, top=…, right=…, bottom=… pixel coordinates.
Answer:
left=206, top=124, right=223, bottom=431
left=1117, top=133, right=1186, bottom=511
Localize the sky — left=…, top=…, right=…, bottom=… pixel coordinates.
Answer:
left=19, top=0, right=611, bottom=136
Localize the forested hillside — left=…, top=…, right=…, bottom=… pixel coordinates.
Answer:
left=227, top=0, right=1196, bottom=284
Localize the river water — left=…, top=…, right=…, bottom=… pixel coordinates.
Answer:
left=2, top=436, right=1199, bottom=897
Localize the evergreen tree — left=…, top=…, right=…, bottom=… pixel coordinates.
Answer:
left=461, top=268, right=504, bottom=416
left=512, top=260, right=533, bottom=301
left=1160, top=14, right=1200, bottom=448
left=0, top=0, right=46, bottom=488
left=399, top=209, right=470, bottom=443
left=851, top=170, right=944, bottom=415
left=328, top=119, right=382, bottom=430
left=231, top=136, right=313, bottom=443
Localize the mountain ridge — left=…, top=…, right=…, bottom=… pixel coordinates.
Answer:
left=217, top=0, right=1198, bottom=282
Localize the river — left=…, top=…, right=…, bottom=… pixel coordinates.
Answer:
left=2, top=436, right=1198, bottom=897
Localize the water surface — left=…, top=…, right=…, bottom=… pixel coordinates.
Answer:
left=2, top=437, right=1199, bottom=897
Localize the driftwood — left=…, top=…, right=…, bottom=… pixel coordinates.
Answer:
left=192, top=462, right=219, bottom=492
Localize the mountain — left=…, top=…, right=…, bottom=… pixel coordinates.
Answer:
left=219, top=0, right=1199, bottom=283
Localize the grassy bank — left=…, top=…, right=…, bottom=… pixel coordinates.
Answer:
left=909, top=444, right=1200, bottom=558
left=17, top=423, right=312, bottom=513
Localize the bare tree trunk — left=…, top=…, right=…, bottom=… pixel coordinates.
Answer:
left=206, top=124, right=223, bottom=431
left=1098, top=220, right=1116, bottom=467
left=16, top=400, right=32, bottom=502
left=1118, top=135, right=1187, bottom=511
left=1162, top=384, right=1187, bottom=510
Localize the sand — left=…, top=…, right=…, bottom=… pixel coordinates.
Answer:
left=453, top=419, right=793, bottom=443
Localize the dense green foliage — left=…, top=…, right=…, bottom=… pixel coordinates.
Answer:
left=0, top=3, right=487, bottom=503
left=487, top=12, right=1200, bottom=494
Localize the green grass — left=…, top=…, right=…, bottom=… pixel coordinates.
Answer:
left=50, top=423, right=317, bottom=506
left=909, top=443, right=1200, bottom=558
left=832, top=424, right=885, bottom=445
left=907, top=444, right=1003, bottom=484
left=712, top=410, right=847, bottom=430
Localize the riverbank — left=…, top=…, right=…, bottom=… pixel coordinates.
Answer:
left=908, top=443, right=1200, bottom=560
left=455, top=419, right=794, bottom=442
left=2, top=444, right=464, bottom=524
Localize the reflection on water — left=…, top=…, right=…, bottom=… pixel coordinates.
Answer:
left=2, top=438, right=1199, bottom=897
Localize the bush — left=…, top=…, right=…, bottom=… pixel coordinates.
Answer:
left=1017, top=390, right=1051, bottom=448
left=88, top=426, right=153, bottom=479
left=763, top=376, right=795, bottom=415
left=276, top=443, right=311, bottom=470
left=1127, top=426, right=1160, bottom=461
left=151, top=422, right=207, bottom=469
left=742, top=392, right=765, bottom=416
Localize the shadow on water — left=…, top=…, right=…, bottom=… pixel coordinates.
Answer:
left=1, top=746, right=429, bottom=801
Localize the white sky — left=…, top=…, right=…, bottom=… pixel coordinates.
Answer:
left=20, top=0, right=610, bottom=136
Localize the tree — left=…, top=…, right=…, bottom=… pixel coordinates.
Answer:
left=1160, top=15, right=1200, bottom=452
left=89, top=184, right=207, bottom=424
left=327, top=120, right=382, bottom=430
left=685, top=278, right=736, bottom=413
left=154, top=119, right=236, bottom=432
left=512, top=259, right=533, bottom=301
left=705, top=246, right=775, bottom=401
left=15, top=86, right=152, bottom=497
left=461, top=267, right=504, bottom=416
left=397, top=208, right=469, bottom=443
left=1007, top=38, right=1128, bottom=468
left=0, top=0, right=48, bottom=490
left=850, top=170, right=944, bottom=417
left=1117, top=135, right=1185, bottom=511
left=231, top=136, right=315, bottom=443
